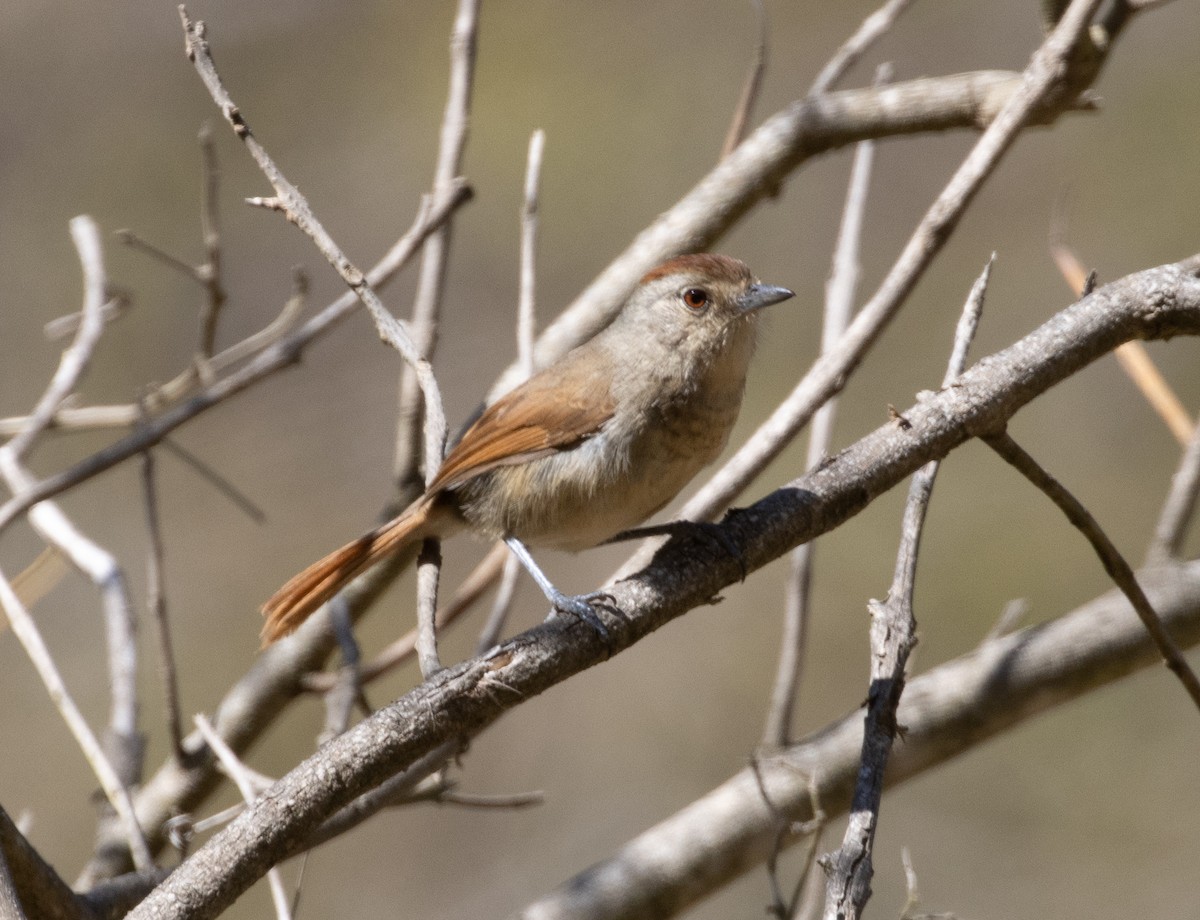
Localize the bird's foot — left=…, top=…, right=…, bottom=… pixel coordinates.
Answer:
left=545, top=589, right=615, bottom=639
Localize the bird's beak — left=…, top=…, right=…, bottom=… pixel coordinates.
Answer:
left=737, top=283, right=795, bottom=313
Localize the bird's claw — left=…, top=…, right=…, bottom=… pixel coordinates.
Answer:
left=546, top=590, right=615, bottom=639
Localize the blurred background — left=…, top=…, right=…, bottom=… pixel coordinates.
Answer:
left=1, top=1, right=1198, bottom=917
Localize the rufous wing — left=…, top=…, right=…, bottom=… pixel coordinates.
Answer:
left=430, top=355, right=616, bottom=493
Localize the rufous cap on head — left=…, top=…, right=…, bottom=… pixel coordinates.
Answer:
left=638, top=253, right=752, bottom=286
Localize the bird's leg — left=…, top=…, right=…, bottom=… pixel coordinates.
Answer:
left=503, top=537, right=611, bottom=638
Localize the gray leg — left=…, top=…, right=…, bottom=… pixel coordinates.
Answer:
left=503, top=537, right=610, bottom=637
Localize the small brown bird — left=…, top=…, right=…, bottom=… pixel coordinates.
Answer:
left=261, top=254, right=793, bottom=644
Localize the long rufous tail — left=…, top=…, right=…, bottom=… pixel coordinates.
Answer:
left=260, top=495, right=442, bottom=645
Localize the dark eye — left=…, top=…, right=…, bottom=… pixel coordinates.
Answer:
left=682, top=288, right=709, bottom=310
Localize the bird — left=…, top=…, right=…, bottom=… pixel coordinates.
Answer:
left=261, top=253, right=793, bottom=644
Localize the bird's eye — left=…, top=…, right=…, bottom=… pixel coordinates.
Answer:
left=682, top=288, right=709, bottom=311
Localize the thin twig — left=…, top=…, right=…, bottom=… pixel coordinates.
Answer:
left=982, top=597, right=1030, bottom=644
left=983, top=429, right=1200, bottom=711
left=899, top=847, right=921, bottom=919
left=202, top=266, right=307, bottom=369
left=0, top=269, right=307, bottom=439
left=159, top=438, right=266, bottom=525
left=392, top=0, right=479, bottom=673
left=476, top=555, right=522, bottom=655
left=0, top=570, right=153, bottom=871
left=763, top=89, right=879, bottom=749
left=196, top=123, right=226, bottom=360
left=809, top=0, right=916, bottom=95
left=139, top=434, right=185, bottom=761
left=321, top=597, right=369, bottom=740
left=1148, top=421, right=1200, bottom=564
left=433, top=789, right=545, bottom=810
left=43, top=292, right=131, bottom=342
left=116, top=230, right=202, bottom=281
left=821, top=255, right=990, bottom=920
left=721, top=0, right=769, bottom=159
left=7, top=547, right=67, bottom=612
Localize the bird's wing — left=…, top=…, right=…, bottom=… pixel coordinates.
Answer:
left=430, top=356, right=616, bottom=493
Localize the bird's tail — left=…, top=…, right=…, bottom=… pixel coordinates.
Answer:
left=260, top=495, right=443, bottom=645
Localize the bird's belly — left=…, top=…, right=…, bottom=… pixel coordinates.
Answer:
left=455, top=399, right=736, bottom=551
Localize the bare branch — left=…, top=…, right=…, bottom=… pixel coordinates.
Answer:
left=393, top=0, right=480, bottom=487
left=415, top=539, right=444, bottom=677
left=140, top=438, right=184, bottom=761
left=515, top=558, right=1200, bottom=920
left=518, top=129, right=545, bottom=373
left=821, top=255, right=990, bottom=920
left=116, top=230, right=202, bottom=281
left=983, top=429, right=1200, bottom=710
left=158, top=438, right=266, bottom=525
left=193, top=716, right=291, bottom=920
left=477, top=555, right=522, bottom=655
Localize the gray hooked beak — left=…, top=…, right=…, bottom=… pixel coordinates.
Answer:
left=737, top=283, right=795, bottom=313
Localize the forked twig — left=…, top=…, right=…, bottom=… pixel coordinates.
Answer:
left=179, top=6, right=448, bottom=491
left=821, top=255, right=990, bottom=920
